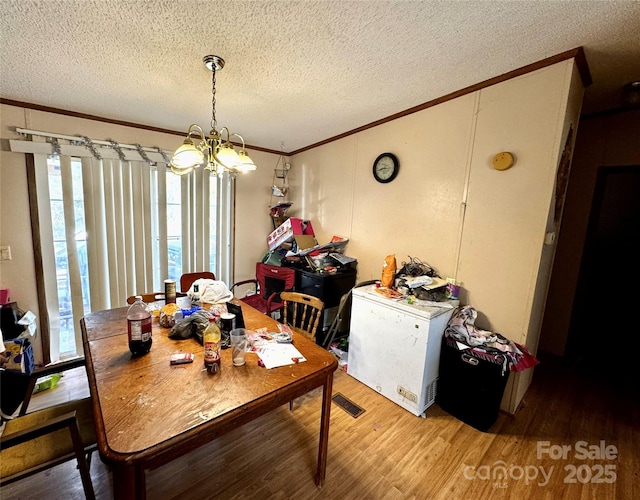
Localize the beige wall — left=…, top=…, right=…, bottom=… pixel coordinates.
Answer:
left=1, top=105, right=41, bottom=358
left=288, top=60, right=582, bottom=413
left=290, top=93, right=473, bottom=282
left=290, top=61, right=579, bottom=337
left=233, top=148, right=286, bottom=281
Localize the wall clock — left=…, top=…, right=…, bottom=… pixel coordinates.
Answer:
left=373, top=152, right=399, bottom=183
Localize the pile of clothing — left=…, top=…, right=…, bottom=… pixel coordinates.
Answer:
left=444, top=306, right=539, bottom=374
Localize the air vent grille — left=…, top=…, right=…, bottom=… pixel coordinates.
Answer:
left=332, top=393, right=366, bottom=418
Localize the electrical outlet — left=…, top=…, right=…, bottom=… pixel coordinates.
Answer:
left=0, top=246, right=11, bottom=261
left=397, top=386, right=417, bottom=403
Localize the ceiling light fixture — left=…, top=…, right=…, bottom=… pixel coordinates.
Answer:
left=170, top=55, right=257, bottom=176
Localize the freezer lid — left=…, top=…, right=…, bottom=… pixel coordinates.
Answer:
left=352, top=285, right=456, bottom=319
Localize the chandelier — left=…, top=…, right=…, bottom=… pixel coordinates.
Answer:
left=170, top=55, right=257, bottom=176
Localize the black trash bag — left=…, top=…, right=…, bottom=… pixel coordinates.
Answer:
left=168, top=310, right=210, bottom=345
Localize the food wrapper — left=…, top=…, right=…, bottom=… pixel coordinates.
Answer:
left=381, top=254, right=396, bottom=288
left=159, top=303, right=181, bottom=328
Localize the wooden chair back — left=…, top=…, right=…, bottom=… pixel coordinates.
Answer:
left=127, top=292, right=166, bottom=305
left=126, top=292, right=186, bottom=305
left=180, top=272, right=215, bottom=293
left=280, top=292, right=324, bottom=341
left=4, top=357, right=87, bottom=418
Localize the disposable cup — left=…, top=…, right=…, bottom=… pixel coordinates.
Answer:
left=446, top=281, right=461, bottom=300
left=230, top=328, right=247, bottom=366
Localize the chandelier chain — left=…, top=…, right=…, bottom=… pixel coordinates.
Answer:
left=211, top=67, right=217, bottom=132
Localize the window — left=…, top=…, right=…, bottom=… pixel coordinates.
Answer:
left=165, top=175, right=183, bottom=282
left=48, top=156, right=90, bottom=354
left=24, top=142, right=233, bottom=362
left=150, top=168, right=220, bottom=285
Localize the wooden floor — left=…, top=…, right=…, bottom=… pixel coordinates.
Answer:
left=2, top=352, right=638, bottom=499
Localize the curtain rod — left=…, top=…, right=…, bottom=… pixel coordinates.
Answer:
left=15, top=127, right=170, bottom=153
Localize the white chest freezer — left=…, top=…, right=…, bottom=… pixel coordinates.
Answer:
left=347, top=286, right=455, bottom=416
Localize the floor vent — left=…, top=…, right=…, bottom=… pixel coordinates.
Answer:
left=332, top=393, right=366, bottom=418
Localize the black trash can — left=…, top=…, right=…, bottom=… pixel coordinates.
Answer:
left=0, top=370, right=31, bottom=418
left=436, top=336, right=510, bottom=432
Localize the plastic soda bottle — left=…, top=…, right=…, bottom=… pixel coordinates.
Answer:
left=203, top=315, right=221, bottom=374
left=192, top=283, right=200, bottom=305
left=127, top=295, right=152, bottom=355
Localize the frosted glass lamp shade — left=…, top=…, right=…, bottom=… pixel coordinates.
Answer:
left=214, top=144, right=241, bottom=169
left=236, top=150, right=257, bottom=172
left=171, top=141, right=204, bottom=171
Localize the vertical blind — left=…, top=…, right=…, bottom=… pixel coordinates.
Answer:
left=10, top=134, right=234, bottom=362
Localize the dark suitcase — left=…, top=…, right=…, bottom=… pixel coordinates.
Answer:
left=436, top=336, right=509, bottom=432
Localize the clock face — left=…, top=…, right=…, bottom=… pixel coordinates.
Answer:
left=373, top=153, right=399, bottom=183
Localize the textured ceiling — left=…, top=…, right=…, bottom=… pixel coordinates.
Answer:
left=1, top=1, right=639, bottom=153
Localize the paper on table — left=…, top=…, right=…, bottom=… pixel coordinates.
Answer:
left=256, top=343, right=307, bottom=369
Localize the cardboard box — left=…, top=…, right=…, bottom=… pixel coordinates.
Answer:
left=294, top=235, right=317, bottom=250
left=267, top=218, right=315, bottom=250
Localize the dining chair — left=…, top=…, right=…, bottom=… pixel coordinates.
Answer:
left=180, top=271, right=216, bottom=293
left=0, top=396, right=97, bottom=499
left=280, top=291, right=324, bottom=341
left=0, top=356, right=87, bottom=420
left=280, top=291, right=324, bottom=411
left=230, top=263, right=295, bottom=318
left=1, top=356, right=97, bottom=497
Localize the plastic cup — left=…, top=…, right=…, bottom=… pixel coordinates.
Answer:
left=230, top=328, right=247, bottom=366
left=449, top=284, right=460, bottom=299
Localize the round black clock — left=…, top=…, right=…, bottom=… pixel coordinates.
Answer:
left=373, top=152, right=399, bottom=183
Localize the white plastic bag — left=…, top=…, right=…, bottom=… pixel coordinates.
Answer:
left=191, top=279, right=233, bottom=304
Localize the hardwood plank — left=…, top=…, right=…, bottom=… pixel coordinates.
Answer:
left=2, top=352, right=638, bottom=499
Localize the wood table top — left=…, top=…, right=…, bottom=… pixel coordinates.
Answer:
left=81, top=299, right=337, bottom=469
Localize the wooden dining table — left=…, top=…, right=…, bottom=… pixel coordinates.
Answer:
left=81, top=299, right=338, bottom=498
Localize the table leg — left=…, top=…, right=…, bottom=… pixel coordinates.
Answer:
left=112, top=463, right=145, bottom=499
left=136, top=464, right=147, bottom=499
left=315, top=372, right=334, bottom=487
